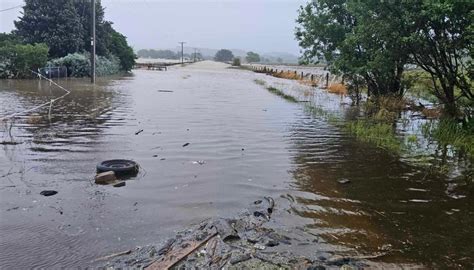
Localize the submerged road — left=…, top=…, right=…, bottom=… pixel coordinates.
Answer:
left=0, top=61, right=472, bottom=268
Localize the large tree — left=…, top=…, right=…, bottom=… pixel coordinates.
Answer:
left=246, top=51, right=261, bottom=63
left=105, top=23, right=136, bottom=71
left=14, top=0, right=136, bottom=71
left=14, top=0, right=84, bottom=58
left=296, top=0, right=473, bottom=116
left=74, top=0, right=109, bottom=56
left=295, top=0, right=409, bottom=97
left=214, top=49, right=234, bottom=62
left=405, top=1, right=473, bottom=115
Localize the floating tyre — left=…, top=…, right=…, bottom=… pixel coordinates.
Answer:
left=97, top=159, right=139, bottom=176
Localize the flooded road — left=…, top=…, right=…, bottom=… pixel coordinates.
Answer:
left=1, top=61, right=473, bottom=268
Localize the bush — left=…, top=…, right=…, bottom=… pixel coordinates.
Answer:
left=50, top=53, right=89, bottom=77
left=50, top=52, right=121, bottom=77
left=0, top=43, right=49, bottom=78
left=96, top=54, right=120, bottom=76
left=232, top=57, right=241, bottom=66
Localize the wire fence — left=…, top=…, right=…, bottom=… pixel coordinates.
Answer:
left=0, top=70, right=71, bottom=121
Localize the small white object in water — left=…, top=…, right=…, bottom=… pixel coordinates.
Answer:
left=192, top=160, right=206, bottom=165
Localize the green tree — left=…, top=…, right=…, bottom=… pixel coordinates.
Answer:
left=105, top=24, right=136, bottom=71
left=246, top=51, right=261, bottom=63
left=14, top=0, right=136, bottom=72
left=14, top=0, right=84, bottom=58
left=214, top=49, right=234, bottom=62
left=405, top=1, right=473, bottom=115
left=0, top=43, right=49, bottom=78
left=295, top=0, right=409, bottom=97
left=74, top=0, right=109, bottom=56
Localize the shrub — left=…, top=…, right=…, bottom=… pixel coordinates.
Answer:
left=0, top=43, right=49, bottom=78
left=50, top=52, right=121, bottom=77
left=96, top=54, right=120, bottom=76
left=232, top=57, right=241, bottom=66
left=50, top=53, right=89, bottom=77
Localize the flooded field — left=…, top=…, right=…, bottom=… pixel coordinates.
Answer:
left=1, top=61, right=473, bottom=268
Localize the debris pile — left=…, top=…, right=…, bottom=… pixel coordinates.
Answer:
left=97, top=197, right=374, bottom=269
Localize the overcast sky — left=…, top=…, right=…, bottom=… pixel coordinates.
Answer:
left=1, top=0, right=307, bottom=55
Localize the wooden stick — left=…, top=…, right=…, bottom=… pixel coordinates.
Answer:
left=146, top=231, right=217, bottom=270
left=92, top=249, right=132, bottom=262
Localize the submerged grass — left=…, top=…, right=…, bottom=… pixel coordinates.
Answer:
left=266, top=86, right=298, bottom=103
left=422, top=119, right=474, bottom=157
left=345, top=120, right=401, bottom=153
left=253, top=78, right=298, bottom=103
left=254, top=79, right=266, bottom=86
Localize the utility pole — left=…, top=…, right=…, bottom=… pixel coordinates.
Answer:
left=178, top=42, right=186, bottom=64
left=90, top=0, right=96, bottom=84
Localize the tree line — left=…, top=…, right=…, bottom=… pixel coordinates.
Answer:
left=295, top=0, right=473, bottom=117
left=0, top=0, right=136, bottom=78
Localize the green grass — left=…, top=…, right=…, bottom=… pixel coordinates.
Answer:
left=253, top=78, right=298, bottom=103
left=422, top=119, right=474, bottom=157
left=345, top=120, right=401, bottom=153
left=266, top=86, right=298, bottom=103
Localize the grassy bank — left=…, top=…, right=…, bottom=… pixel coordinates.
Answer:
left=254, top=77, right=473, bottom=163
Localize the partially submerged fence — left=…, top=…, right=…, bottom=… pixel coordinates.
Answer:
left=38, top=66, right=68, bottom=78
left=249, top=65, right=343, bottom=89
left=0, top=70, right=71, bottom=122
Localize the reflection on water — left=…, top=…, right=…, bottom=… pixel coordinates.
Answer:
left=287, top=114, right=473, bottom=267
left=0, top=65, right=473, bottom=268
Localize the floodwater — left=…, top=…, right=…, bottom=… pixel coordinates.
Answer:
left=0, top=61, right=472, bottom=268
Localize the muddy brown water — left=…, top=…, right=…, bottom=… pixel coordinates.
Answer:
left=0, top=62, right=472, bottom=268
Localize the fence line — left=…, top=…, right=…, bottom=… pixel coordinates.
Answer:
left=0, top=70, right=71, bottom=121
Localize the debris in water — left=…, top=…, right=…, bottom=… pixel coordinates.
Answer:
left=337, top=178, right=351, bottom=184
left=93, top=249, right=133, bottom=262
left=230, top=254, right=252, bottom=265
left=113, top=181, right=126, bottom=188
left=96, top=159, right=139, bottom=176
left=135, top=129, right=144, bottom=135
left=157, top=90, right=174, bottom=92
left=182, top=143, right=190, bottom=147
left=95, top=171, right=117, bottom=184
left=101, top=197, right=369, bottom=269
left=192, top=160, right=206, bottom=165
left=153, top=155, right=158, bottom=157
left=40, top=190, right=58, bottom=196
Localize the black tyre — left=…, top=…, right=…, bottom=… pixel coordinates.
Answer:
left=96, top=159, right=139, bottom=176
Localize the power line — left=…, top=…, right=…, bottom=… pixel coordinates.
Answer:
left=0, top=5, right=23, bottom=12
